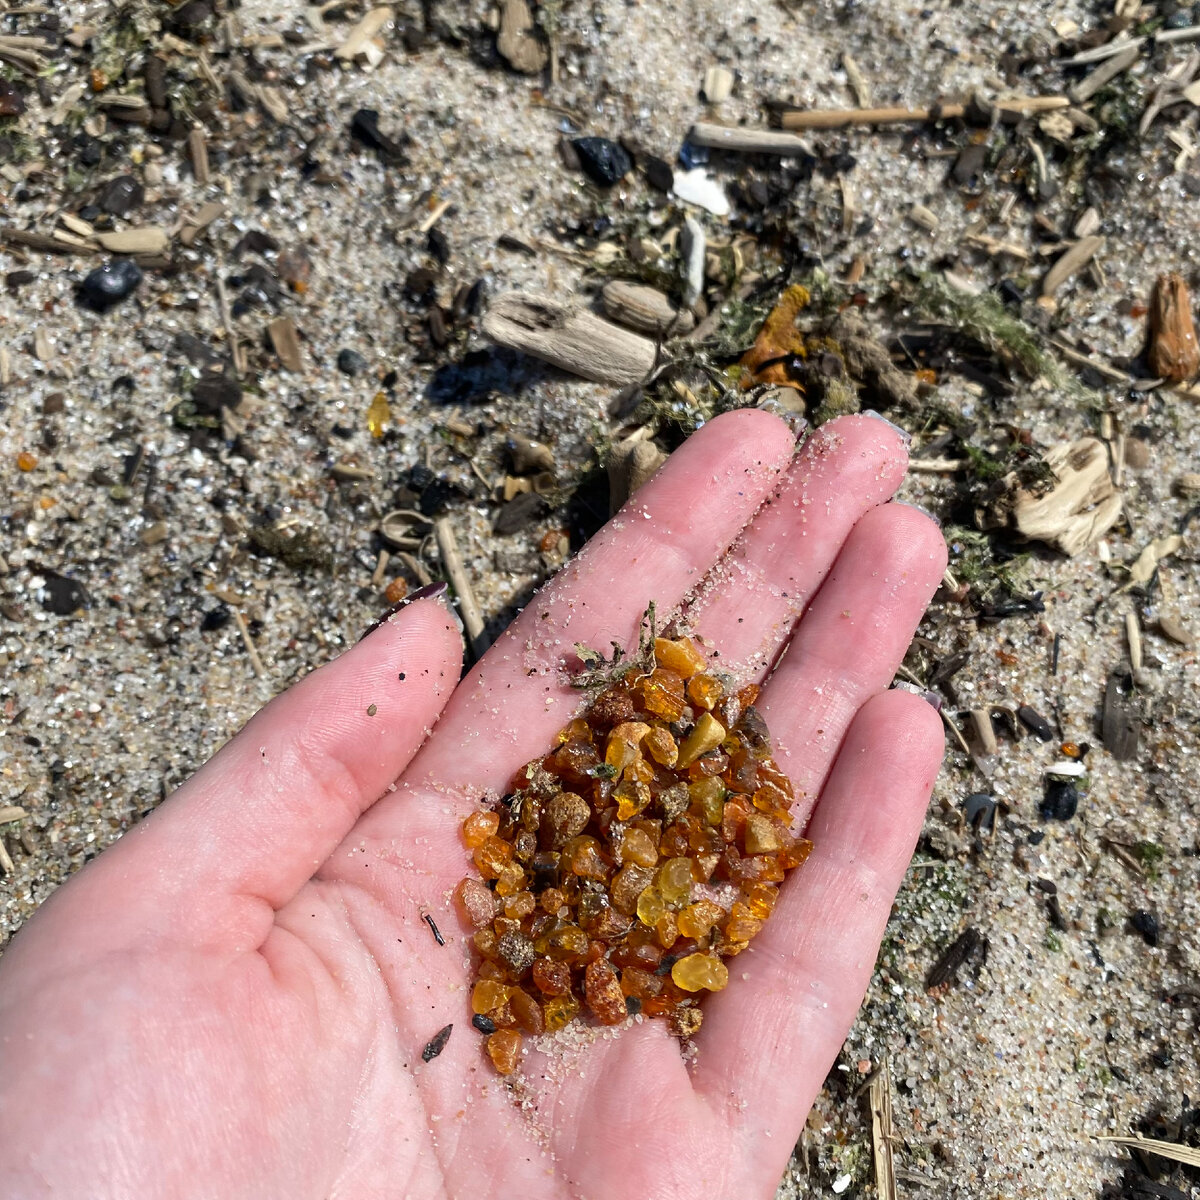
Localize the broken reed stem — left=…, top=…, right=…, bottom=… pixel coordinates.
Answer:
left=214, top=272, right=246, bottom=377
left=869, top=1059, right=898, bottom=1200
left=777, top=95, right=1067, bottom=129
left=433, top=516, right=488, bottom=657
left=232, top=608, right=267, bottom=679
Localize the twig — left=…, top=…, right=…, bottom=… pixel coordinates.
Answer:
left=1156, top=24, right=1200, bottom=45
left=1069, top=42, right=1140, bottom=103
left=232, top=609, right=267, bottom=679
left=0, top=837, right=13, bottom=876
left=869, top=1058, right=898, bottom=1200
left=909, top=457, right=967, bottom=472
left=687, top=122, right=813, bottom=155
left=396, top=550, right=432, bottom=588
left=777, top=95, right=1067, bottom=129
left=1060, top=37, right=1145, bottom=66
left=215, top=272, right=246, bottom=377
left=433, top=516, right=488, bottom=657
left=417, top=198, right=452, bottom=234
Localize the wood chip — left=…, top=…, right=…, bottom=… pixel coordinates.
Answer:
left=267, top=316, right=303, bottom=372
left=336, top=5, right=393, bottom=61
left=0, top=346, right=10, bottom=386
left=497, top=0, right=547, bottom=74
left=1069, top=42, right=1141, bottom=103
left=94, top=227, right=169, bottom=255
left=0, top=806, right=28, bottom=825
left=1041, top=235, right=1104, bottom=296
left=841, top=51, right=872, bottom=107
left=1125, top=611, right=1143, bottom=672
left=600, top=280, right=695, bottom=336
left=482, top=292, right=657, bottom=384
left=1101, top=669, right=1140, bottom=761
left=687, top=122, right=813, bottom=156
left=59, top=212, right=95, bottom=238
left=188, top=126, right=210, bottom=185
left=702, top=65, right=734, bottom=104
left=179, top=200, right=225, bottom=247
left=1157, top=612, right=1194, bottom=646
left=1126, top=533, right=1184, bottom=585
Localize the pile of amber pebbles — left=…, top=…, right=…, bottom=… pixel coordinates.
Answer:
left=453, top=635, right=812, bottom=1076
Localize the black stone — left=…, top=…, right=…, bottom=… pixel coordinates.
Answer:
left=144, top=56, right=168, bottom=110
left=408, top=463, right=437, bottom=492
left=1016, top=704, right=1053, bottom=741
left=6, top=269, right=36, bottom=291
left=997, top=278, right=1024, bottom=308
left=0, top=79, right=26, bottom=117
left=1040, top=778, right=1078, bottom=821
left=964, top=792, right=997, bottom=831
left=337, top=348, right=368, bottom=376
left=571, top=137, right=632, bottom=187
left=192, top=373, right=242, bottom=415
left=40, top=573, right=91, bottom=615
left=471, top=1013, right=496, bottom=1035
left=201, top=605, right=231, bottom=632
left=427, top=226, right=450, bottom=264
left=404, top=267, right=438, bottom=302
left=421, top=1023, right=453, bottom=1062
left=234, top=229, right=280, bottom=257
left=643, top=154, right=674, bottom=192
left=78, top=259, right=143, bottom=312
left=677, top=139, right=709, bottom=170
left=494, top=492, right=548, bottom=534
left=417, top=478, right=454, bottom=516
left=952, top=143, right=987, bottom=187
left=98, top=174, right=144, bottom=218
left=1131, top=909, right=1159, bottom=947
left=349, top=108, right=407, bottom=162
left=76, top=135, right=103, bottom=167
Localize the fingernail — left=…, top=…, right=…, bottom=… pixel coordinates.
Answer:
left=359, top=581, right=448, bottom=641
left=922, top=690, right=944, bottom=712
left=890, top=499, right=942, bottom=528
left=861, top=410, right=912, bottom=445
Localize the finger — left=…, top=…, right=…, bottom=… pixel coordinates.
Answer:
left=758, top=500, right=947, bottom=824
left=63, top=595, right=462, bottom=943
left=682, top=412, right=910, bottom=680
left=693, top=689, right=944, bottom=1190
left=357, top=408, right=797, bottom=824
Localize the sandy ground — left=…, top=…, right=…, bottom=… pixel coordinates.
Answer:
left=1, top=0, right=1199, bottom=1195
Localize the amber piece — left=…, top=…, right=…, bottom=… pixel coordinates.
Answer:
left=541, top=924, right=589, bottom=963
left=606, top=722, right=650, bottom=773
left=556, top=718, right=592, bottom=745
left=462, top=811, right=500, bottom=849
left=585, top=959, right=628, bottom=1025
left=744, top=813, right=783, bottom=855
left=611, top=937, right=663, bottom=970
left=561, top=835, right=609, bottom=880
left=643, top=725, right=679, bottom=767
left=540, top=792, right=590, bottom=849
left=739, top=283, right=810, bottom=387
left=637, top=668, right=686, bottom=721
left=636, top=884, right=667, bottom=927
left=746, top=882, right=779, bottom=919
left=690, top=777, right=726, bottom=826
left=497, top=930, right=536, bottom=977
left=725, top=901, right=764, bottom=944
left=611, top=863, right=655, bottom=915
left=686, top=673, right=722, bottom=711
left=509, top=987, right=546, bottom=1035
left=472, top=979, right=513, bottom=1014
left=504, top=891, right=536, bottom=920
left=621, top=966, right=664, bottom=1001
left=455, top=878, right=498, bottom=930
left=473, top=835, right=514, bottom=880
left=531, top=957, right=571, bottom=996
left=656, top=857, right=694, bottom=908
left=618, top=827, right=659, bottom=868
left=615, top=779, right=651, bottom=821
left=1148, top=273, right=1200, bottom=383
left=678, top=899, right=726, bottom=939
left=671, top=953, right=730, bottom=992
left=494, top=864, right=527, bottom=896
left=543, top=994, right=581, bottom=1031
left=487, top=1028, right=523, bottom=1075
left=654, top=636, right=706, bottom=678
left=539, top=887, right=565, bottom=914
left=676, top=713, right=726, bottom=769
left=779, top=837, right=814, bottom=870
left=589, top=687, right=637, bottom=730
left=655, top=911, right=679, bottom=949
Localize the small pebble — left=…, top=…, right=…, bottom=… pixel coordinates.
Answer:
left=1130, top=909, right=1159, bottom=947
left=98, top=174, right=145, bottom=218
left=1040, top=778, right=1078, bottom=821
left=421, top=1023, right=453, bottom=1062
left=471, top=1013, right=496, bottom=1035
left=1017, top=704, right=1053, bottom=741
left=570, top=137, right=632, bottom=187
left=0, top=80, right=27, bottom=117
left=337, top=348, right=368, bottom=376
left=78, top=259, right=143, bottom=312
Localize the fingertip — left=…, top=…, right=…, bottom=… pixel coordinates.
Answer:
left=703, top=405, right=797, bottom=458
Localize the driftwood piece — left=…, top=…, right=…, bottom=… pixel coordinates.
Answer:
left=979, top=438, right=1122, bottom=555
left=93, top=227, right=169, bottom=255
left=601, top=280, right=694, bottom=336
left=267, top=317, right=303, bottom=372
left=483, top=293, right=657, bottom=384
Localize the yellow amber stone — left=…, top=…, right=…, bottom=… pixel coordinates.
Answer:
left=644, top=725, right=679, bottom=767
left=487, top=1028, right=523, bottom=1075
left=17, top=451, right=38, bottom=472
left=678, top=899, right=726, bottom=939
left=671, top=953, right=730, bottom=992
left=494, top=863, right=527, bottom=896
left=462, top=810, right=500, bottom=849
left=473, top=835, right=513, bottom=879
left=636, top=884, right=667, bottom=927
left=752, top=781, right=792, bottom=817
left=656, top=857, right=693, bottom=907
left=366, top=391, right=390, bottom=438
left=543, top=994, right=581, bottom=1031
left=656, top=911, right=678, bottom=948
left=504, top=891, right=536, bottom=920
left=746, top=882, right=779, bottom=919
left=676, top=712, right=726, bottom=769
left=615, top=779, right=651, bottom=821
left=472, top=979, right=513, bottom=1014
left=653, top=636, right=706, bottom=678
left=725, top=901, right=764, bottom=943
left=555, top=718, right=591, bottom=745
left=744, top=813, right=783, bottom=855
left=606, top=722, right=648, bottom=775
left=619, top=826, right=659, bottom=868
left=689, top=776, right=726, bottom=825
left=686, top=673, right=723, bottom=711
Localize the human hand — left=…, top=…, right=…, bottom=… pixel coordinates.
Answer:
left=0, top=410, right=945, bottom=1200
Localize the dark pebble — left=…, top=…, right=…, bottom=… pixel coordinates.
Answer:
left=643, top=154, right=674, bottom=192
left=1017, top=704, right=1053, bottom=741
left=405, top=266, right=438, bottom=302
left=0, top=80, right=26, bottom=117
left=201, top=605, right=231, bottom=632
left=964, top=792, right=997, bottom=831
left=78, top=259, right=143, bottom=312
left=1131, top=909, right=1159, bottom=947
left=1040, top=778, right=1078, bottom=821
left=337, top=348, right=368, bottom=376
left=192, top=373, right=243, bottom=415
left=171, top=0, right=213, bottom=29
left=144, top=56, right=168, bottom=110
left=234, top=229, right=280, bottom=257
left=98, top=174, right=145, bottom=218
left=6, top=269, right=36, bottom=291
left=349, top=108, right=407, bottom=162
left=952, top=142, right=987, bottom=187
left=42, top=392, right=65, bottom=415
left=494, top=492, right=548, bottom=534
left=997, top=278, right=1024, bottom=308
left=471, top=1013, right=496, bottom=1035
left=677, top=139, right=710, bottom=171
left=40, top=573, right=91, bottom=616
left=427, top=226, right=450, bottom=265
left=76, top=135, right=103, bottom=167
left=421, top=1023, right=453, bottom=1063
left=417, top=479, right=455, bottom=516
left=571, top=137, right=632, bottom=187
left=408, top=463, right=437, bottom=492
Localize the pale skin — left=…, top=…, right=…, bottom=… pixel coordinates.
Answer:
left=0, top=410, right=947, bottom=1200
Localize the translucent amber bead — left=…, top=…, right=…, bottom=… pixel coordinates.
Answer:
left=725, top=901, right=764, bottom=943
left=671, top=953, right=730, bottom=993
left=504, top=891, right=536, bottom=920
left=653, top=636, right=706, bottom=678
left=494, top=864, right=527, bottom=896
left=655, top=911, right=678, bottom=949
left=487, top=1028, right=523, bottom=1075
left=752, top=781, right=792, bottom=818
left=744, top=813, right=783, bottom=855
left=472, top=979, right=513, bottom=1014
left=636, top=884, right=667, bottom=927
left=746, top=882, right=779, bottom=919
left=462, top=810, right=500, bottom=848
left=638, top=668, right=686, bottom=721
left=619, top=827, right=658, bottom=868
left=561, top=835, right=609, bottom=880
left=473, top=928, right=497, bottom=957
left=510, top=987, right=545, bottom=1035
left=686, top=673, right=723, bottom=711
left=615, top=779, right=651, bottom=821
left=624, top=756, right=655, bottom=786
left=543, top=994, right=581, bottom=1031
left=676, top=713, right=726, bottom=769
left=541, top=924, right=589, bottom=963
left=779, top=837, right=814, bottom=870
left=656, top=857, right=693, bottom=908
left=556, top=718, right=592, bottom=745
left=585, top=958, right=627, bottom=1025
left=678, top=899, right=726, bottom=939
left=531, top=957, right=571, bottom=996
left=620, top=966, right=663, bottom=1001
left=644, top=725, right=678, bottom=767
left=455, top=877, right=498, bottom=929
left=611, top=863, right=654, bottom=915
left=539, top=887, right=565, bottom=914
left=689, top=776, right=726, bottom=826
left=540, top=792, right=590, bottom=849
left=473, top=835, right=514, bottom=880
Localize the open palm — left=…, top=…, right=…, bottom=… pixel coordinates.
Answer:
left=0, top=411, right=945, bottom=1200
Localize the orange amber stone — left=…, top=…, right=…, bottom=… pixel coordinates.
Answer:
left=654, top=636, right=706, bottom=678
left=487, top=1029, right=523, bottom=1075
left=656, top=857, right=693, bottom=907
left=643, top=724, right=679, bottom=767
left=725, top=901, right=764, bottom=943
left=504, top=891, right=536, bottom=920
left=638, top=668, right=686, bottom=721
left=543, top=994, right=581, bottom=1031
left=462, top=811, right=500, bottom=848
left=472, top=979, right=513, bottom=1014
left=618, top=827, right=658, bottom=868
left=678, top=899, right=726, bottom=939
left=510, top=987, right=546, bottom=1035
left=455, top=878, right=498, bottom=929
left=676, top=713, right=727, bottom=768
left=585, top=959, right=628, bottom=1025
left=17, top=451, right=38, bottom=472
left=687, top=673, right=723, bottom=711
left=744, top=813, right=784, bottom=855
left=746, top=882, right=779, bottom=919
left=531, top=957, right=571, bottom=996
left=611, top=863, right=655, bottom=915
left=473, top=835, right=514, bottom=879
left=621, top=966, right=664, bottom=1001
left=615, top=779, right=652, bottom=821
left=561, top=835, right=609, bottom=880
left=655, top=911, right=679, bottom=949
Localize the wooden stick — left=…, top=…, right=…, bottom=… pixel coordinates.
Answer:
left=232, top=609, right=267, bottom=679
left=433, top=516, right=488, bottom=658
left=777, top=95, right=1068, bottom=130
left=215, top=272, right=246, bottom=377
left=1061, top=37, right=1145, bottom=66
left=869, top=1060, right=897, bottom=1200
left=687, top=122, right=813, bottom=155
left=1070, top=42, right=1140, bottom=103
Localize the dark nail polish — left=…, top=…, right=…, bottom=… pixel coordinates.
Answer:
left=359, top=581, right=448, bottom=641
left=861, top=409, right=912, bottom=445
